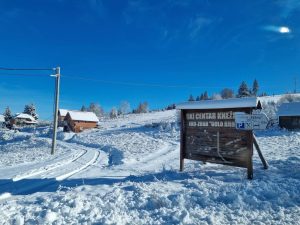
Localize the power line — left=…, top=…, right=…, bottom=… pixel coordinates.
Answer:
left=0, top=67, right=54, bottom=71
left=61, top=75, right=235, bottom=89
left=0, top=73, right=51, bottom=77
left=61, top=75, right=290, bottom=90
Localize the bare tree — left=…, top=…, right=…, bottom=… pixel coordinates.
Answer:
left=220, top=88, right=234, bottom=99
left=119, top=101, right=131, bottom=115
left=136, top=102, right=149, bottom=113
left=212, top=93, right=222, bottom=100
left=89, top=103, right=104, bottom=118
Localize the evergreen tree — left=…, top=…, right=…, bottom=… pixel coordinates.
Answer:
left=188, top=95, right=195, bottom=101
left=80, top=105, right=87, bottom=112
left=3, top=107, right=12, bottom=122
left=260, top=92, right=268, bottom=97
left=166, top=104, right=176, bottom=110
left=238, top=81, right=250, bottom=97
left=196, top=96, right=200, bottom=101
left=200, top=93, right=204, bottom=100
left=23, top=103, right=38, bottom=120
left=203, top=91, right=209, bottom=100
left=252, top=79, right=259, bottom=96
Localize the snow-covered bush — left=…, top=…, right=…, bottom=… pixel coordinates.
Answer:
left=277, top=94, right=300, bottom=105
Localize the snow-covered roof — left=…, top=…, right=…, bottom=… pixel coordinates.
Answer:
left=67, top=111, right=99, bottom=122
left=0, top=115, right=5, bottom=122
left=15, top=113, right=36, bottom=121
left=176, top=97, right=262, bottom=110
left=277, top=102, right=300, bottom=116
left=59, top=109, right=69, bottom=117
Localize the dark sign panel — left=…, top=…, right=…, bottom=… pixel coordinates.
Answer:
left=179, top=108, right=255, bottom=179
left=183, top=109, right=252, bottom=168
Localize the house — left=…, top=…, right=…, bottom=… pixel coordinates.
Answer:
left=64, top=111, right=99, bottom=133
left=58, top=109, right=69, bottom=126
left=11, top=113, right=37, bottom=126
left=278, top=102, right=300, bottom=130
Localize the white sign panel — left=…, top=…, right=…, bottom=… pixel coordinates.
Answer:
left=235, top=112, right=269, bottom=130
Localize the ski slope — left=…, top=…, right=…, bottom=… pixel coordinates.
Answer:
left=0, top=109, right=299, bottom=224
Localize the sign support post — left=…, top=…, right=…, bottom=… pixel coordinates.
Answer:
left=180, top=110, right=185, bottom=171
left=253, top=135, right=269, bottom=169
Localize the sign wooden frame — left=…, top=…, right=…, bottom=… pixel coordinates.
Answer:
left=178, top=99, right=267, bottom=179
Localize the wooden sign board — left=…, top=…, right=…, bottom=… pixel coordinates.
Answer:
left=177, top=98, right=263, bottom=179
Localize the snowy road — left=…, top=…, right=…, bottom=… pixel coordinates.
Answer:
left=0, top=141, right=101, bottom=199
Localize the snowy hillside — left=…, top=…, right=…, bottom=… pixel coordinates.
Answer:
left=0, top=109, right=299, bottom=224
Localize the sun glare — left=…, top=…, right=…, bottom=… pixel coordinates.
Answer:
left=279, top=26, right=290, bottom=33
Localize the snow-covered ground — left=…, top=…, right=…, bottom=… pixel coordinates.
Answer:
left=0, top=108, right=299, bottom=224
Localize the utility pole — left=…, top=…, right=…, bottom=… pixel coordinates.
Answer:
left=51, top=66, right=60, bottom=155
left=294, top=77, right=297, bottom=93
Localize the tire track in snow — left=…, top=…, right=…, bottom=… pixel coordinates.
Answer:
left=12, top=149, right=88, bottom=182
left=0, top=146, right=101, bottom=200
left=55, top=151, right=100, bottom=181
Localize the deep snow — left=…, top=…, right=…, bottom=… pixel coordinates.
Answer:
left=0, top=108, right=299, bottom=225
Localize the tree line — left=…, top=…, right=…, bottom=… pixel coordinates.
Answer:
left=187, top=79, right=265, bottom=101
left=79, top=101, right=149, bottom=119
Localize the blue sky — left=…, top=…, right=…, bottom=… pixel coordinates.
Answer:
left=0, top=0, right=300, bottom=119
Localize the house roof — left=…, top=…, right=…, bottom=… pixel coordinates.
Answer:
left=176, top=97, right=262, bottom=110
left=59, top=109, right=69, bottom=117
left=67, top=111, right=99, bottom=122
left=277, top=102, right=300, bottom=116
left=15, top=113, right=36, bottom=121
left=0, top=115, right=5, bottom=122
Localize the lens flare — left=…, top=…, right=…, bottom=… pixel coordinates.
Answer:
left=279, top=27, right=290, bottom=33
left=263, top=25, right=291, bottom=34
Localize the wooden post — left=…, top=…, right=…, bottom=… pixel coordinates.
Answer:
left=247, top=130, right=254, bottom=179
left=180, top=110, right=185, bottom=171
left=253, top=135, right=269, bottom=169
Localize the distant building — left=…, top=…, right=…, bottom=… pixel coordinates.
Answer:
left=278, top=102, right=300, bottom=130
left=58, top=109, right=69, bottom=127
left=64, top=111, right=99, bottom=133
left=11, top=113, right=37, bottom=126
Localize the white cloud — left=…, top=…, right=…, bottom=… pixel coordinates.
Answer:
left=189, top=17, right=212, bottom=40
